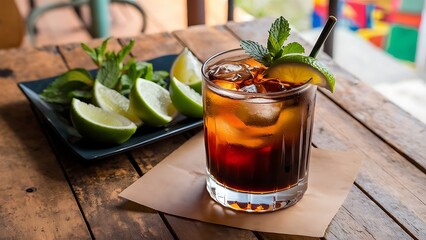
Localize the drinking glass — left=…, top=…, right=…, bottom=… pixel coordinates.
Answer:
left=202, top=49, right=317, bottom=212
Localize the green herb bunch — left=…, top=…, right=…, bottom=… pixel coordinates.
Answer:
left=240, top=16, right=305, bottom=67
left=40, top=38, right=168, bottom=104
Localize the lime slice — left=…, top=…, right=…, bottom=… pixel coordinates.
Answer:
left=266, top=54, right=336, bottom=92
left=170, top=47, right=202, bottom=94
left=129, top=78, right=177, bottom=127
left=93, top=81, right=142, bottom=126
left=169, top=77, right=203, bottom=118
left=70, top=98, right=137, bottom=144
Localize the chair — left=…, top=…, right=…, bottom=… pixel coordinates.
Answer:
left=27, top=0, right=147, bottom=45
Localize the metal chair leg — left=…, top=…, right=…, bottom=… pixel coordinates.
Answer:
left=27, top=0, right=88, bottom=45
left=27, top=0, right=147, bottom=46
left=89, top=0, right=111, bottom=37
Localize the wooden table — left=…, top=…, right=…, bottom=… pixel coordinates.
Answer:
left=1, top=18, right=425, bottom=239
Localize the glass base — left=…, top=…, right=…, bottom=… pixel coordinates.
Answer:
left=206, top=174, right=307, bottom=212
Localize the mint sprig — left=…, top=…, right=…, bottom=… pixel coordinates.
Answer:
left=40, top=38, right=169, bottom=104
left=240, top=16, right=305, bottom=66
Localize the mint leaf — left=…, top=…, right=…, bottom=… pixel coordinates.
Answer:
left=118, top=74, right=133, bottom=95
left=81, top=38, right=110, bottom=66
left=96, top=54, right=121, bottom=88
left=282, top=42, right=305, bottom=55
left=267, top=16, right=290, bottom=56
left=151, top=70, right=169, bottom=88
left=240, top=40, right=269, bottom=65
left=240, top=17, right=304, bottom=66
left=136, top=62, right=154, bottom=80
left=122, top=57, right=136, bottom=72
left=118, top=62, right=143, bottom=94
left=39, top=69, right=93, bottom=104
left=117, top=39, right=135, bottom=64
left=81, top=43, right=97, bottom=63
left=68, top=90, right=92, bottom=100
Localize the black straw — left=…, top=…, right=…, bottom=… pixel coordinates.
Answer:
left=309, top=16, right=337, bottom=58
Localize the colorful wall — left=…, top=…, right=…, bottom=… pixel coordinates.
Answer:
left=313, top=0, right=424, bottom=63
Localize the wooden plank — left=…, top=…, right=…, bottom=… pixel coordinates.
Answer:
left=0, top=54, right=89, bottom=238
left=165, top=215, right=258, bottom=240
left=226, top=18, right=426, bottom=174
left=125, top=32, right=258, bottom=239
left=173, top=23, right=419, bottom=239
left=0, top=45, right=68, bottom=82
left=325, top=185, right=411, bottom=240
left=120, top=32, right=184, bottom=61
left=54, top=38, right=174, bottom=239
left=173, top=25, right=240, bottom=61
left=314, top=93, right=425, bottom=239
left=47, top=140, right=173, bottom=239
left=321, top=66, right=426, bottom=172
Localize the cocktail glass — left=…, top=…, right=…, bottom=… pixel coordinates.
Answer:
left=202, top=48, right=317, bottom=212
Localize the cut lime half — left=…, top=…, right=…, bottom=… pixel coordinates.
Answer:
left=70, top=98, right=137, bottom=144
left=266, top=54, right=336, bottom=92
left=169, top=77, right=203, bottom=118
left=93, top=80, right=142, bottom=126
left=129, top=78, right=177, bottom=127
left=170, top=47, right=202, bottom=94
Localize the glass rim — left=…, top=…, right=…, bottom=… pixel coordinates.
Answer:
left=201, top=48, right=313, bottom=99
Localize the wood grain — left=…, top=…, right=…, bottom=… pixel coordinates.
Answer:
left=173, top=25, right=240, bottom=62
left=325, top=185, right=411, bottom=240
left=121, top=32, right=184, bottom=61
left=0, top=63, right=89, bottom=238
left=314, top=93, right=425, bottom=239
left=0, top=45, right=67, bottom=82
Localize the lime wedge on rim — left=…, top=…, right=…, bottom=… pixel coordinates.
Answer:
left=93, top=81, right=142, bottom=126
left=265, top=54, right=336, bottom=92
left=170, top=47, right=202, bottom=94
left=129, top=78, right=177, bottom=127
left=70, top=98, right=137, bottom=144
left=169, top=77, right=203, bottom=118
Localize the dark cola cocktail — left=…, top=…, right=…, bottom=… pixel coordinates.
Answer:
left=202, top=16, right=335, bottom=212
left=202, top=50, right=317, bottom=212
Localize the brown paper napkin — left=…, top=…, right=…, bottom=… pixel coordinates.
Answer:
left=119, top=132, right=364, bottom=237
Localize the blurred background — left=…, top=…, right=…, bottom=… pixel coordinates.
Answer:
left=1, top=0, right=425, bottom=123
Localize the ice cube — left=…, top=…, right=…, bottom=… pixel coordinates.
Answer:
left=213, top=115, right=269, bottom=148
left=208, top=61, right=253, bottom=82
left=236, top=99, right=283, bottom=126
left=240, top=84, right=258, bottom=93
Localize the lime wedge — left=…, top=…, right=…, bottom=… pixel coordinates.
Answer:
left=266, top=54, right=336, bottom=92
left=70, top=98, right=137, bottom=144
left=169, top=77, right=203, bottom=118
left=93, top=81, right=142, bottom=126
left=129, top=78, right=177, bottom=127
left=170, top=47, right=202, bottom=94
